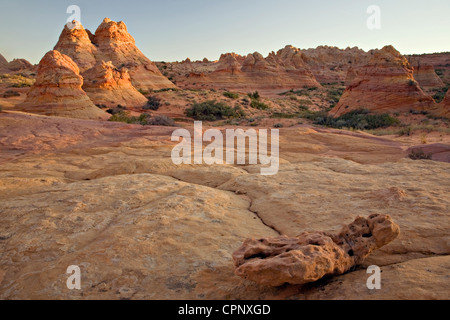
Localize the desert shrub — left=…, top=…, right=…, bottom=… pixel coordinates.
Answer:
left=107, top=105, right=127, bottom=114
left=274, top=123, right=284, bottom=128
left=250, top=99, right=269, bottom=110
left=148, top=115, right=176, bottom=126
left=138, top=88, right=149, bottom=95
left=144, top=96, right=162, bottom=110
left=2, top=90, right=20, bottom=98
left=10, top=82, right=31, bottom=88
left=108, top=112, right=175, bottom=126
left=271, top=112, right=297, bottom=119
left=108, top=111, right=135, bottom=123
left=327, top=88, right=345, bottom=104
left=223, top=91, right=239, bottom=99
left=248, top=91, right=260, bottom=100
left=312, top=109, right=400, bottom=130
left=106, top=105, right=127, bottom=115
left=432, top=86, right=449, bottom=103
left=408, top=149, right=432, bottom=160
left=96, top=104, right=107, bottom=109
left=185, top=100, right=242, bottom=121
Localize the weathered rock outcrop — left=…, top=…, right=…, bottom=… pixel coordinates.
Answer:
left=178, top=45, right=320, bottom=95
left=54, top=18, right=176, bottom=91
left=0, top=53, right=8, bottom=67
left=330, top=46, right=435, bottom=117
left=301, top=46, right=371, bottom=84
left=17, top=50, right=107, bottom=120
left=82, top=61, right=148, bottom=108
left=435, top=90, right=450, bottom=118
left=407, top=56, right=444, bottom=88
left=54, top=21, right=98, bottom=73
left=233, top=214, right=400, bottom=286
left=407, top=53, right=450, bottom=87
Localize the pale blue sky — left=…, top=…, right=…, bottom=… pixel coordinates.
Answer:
left=0, top=0, right=449, bottom=64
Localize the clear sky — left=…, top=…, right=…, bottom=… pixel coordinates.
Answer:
left=0, top=0, right=449, bottom=64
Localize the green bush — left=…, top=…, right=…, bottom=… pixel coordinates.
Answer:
left=250, top=99, right=269, bottom=110
left=2, top=90, right=20, bottom=98
left=408, top=149, right=432, bottom=160
left=223, top=91, right=239, bottom=99
left=106, top=105, right=127, bottom=115
left=432, top=86, right=449, bottom=103
left=327, top=88, right=345, bottom=104
left=185, top=100, right=243, bottom=121
left=248, top=91, right=260, bottom=100
left=144, top=96, right=162, bottom=110
left=149, top=115, right=176, bottom=126
left=313, top=109, right=400, bottom=130
left=108, top=112, right=176, bottom=126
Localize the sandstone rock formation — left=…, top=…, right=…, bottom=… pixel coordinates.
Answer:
left=301, top=46, right=371, bottom=84
left=6, top=59, right=35, bottom=72
left=177, top=45, right=320, bottom=95
left=330, top=46, right=435, bottom=117
left=54, top=18, right=176, bottom=91
left=407, top=56, right=444, bottom=88
left=53, top=21, right=98, bottom=72
left=17, top=50, right=107, bottom=119
left=0, top=113, right=448, bottom=299
left=82, top=61, right=148, bottom=108
left=232, top=214, right=399, bottom=286
left=407, top=53, right=450, bottom=87
left=435, top=90, right=450, bottom=118
left=0, top=53, right=8, bottom=68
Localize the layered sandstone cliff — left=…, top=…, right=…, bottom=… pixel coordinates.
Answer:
left=330, top=46, right=435, bottom=117
left=177, top=45, right=320, bottom=95
left=407, top=56, right=444, bottom=88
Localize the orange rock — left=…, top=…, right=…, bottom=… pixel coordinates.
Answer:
left=82, top=61, right=148, bottom=108
left=92, top=18, right=176, bottom=91
left=54, top=19, right=176, bottom=91
left=17, top=50, right=107, bottom=120
left=435, top=90, right=450, bottom=118
left=54, top=20, right=98, bottom=73
left=330, top=46, right=435, bottom=117
left=408, top=56, right=444, bottom=88
left=178, top=46, right=320, bottom=95
left=302, top=46, right=371, bottom=84
left=233, top=214, right=400, bottom=286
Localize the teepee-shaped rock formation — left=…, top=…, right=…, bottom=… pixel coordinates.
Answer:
left=17, top=50, right=107, bottom=120
left=54, top=20, right=98, bottom=73
left=82, top=61, right=148, bottom=108
left=54, top=18, right=176, bottom=91
left=330, top=46, right=435, bottom=117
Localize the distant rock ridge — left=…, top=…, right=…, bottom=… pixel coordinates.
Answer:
left=330, top=45, right=435, bottom=116
left=176, top=45, right=320, bottom=95
left=17, top=50, right=107, bottom=120
left=54, top=18, right=176, bottom=91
